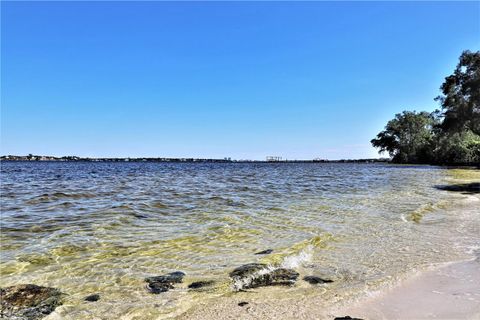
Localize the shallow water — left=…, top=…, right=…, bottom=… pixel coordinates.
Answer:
left=1, top=162, right=479, bottom=319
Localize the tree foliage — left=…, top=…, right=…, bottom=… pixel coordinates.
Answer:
left=372, top=50, right=480, bottom=165
left=371, top=111, right=435, bottom=163
left=434, top=130, right=480, bottom=165
left=436, top=50, right=480, bottom=135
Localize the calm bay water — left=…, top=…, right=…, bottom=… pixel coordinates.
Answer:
left=1, top=162, right=479, bottom=319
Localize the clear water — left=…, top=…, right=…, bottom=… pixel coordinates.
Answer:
left=1, top=162, right=479, bottom=319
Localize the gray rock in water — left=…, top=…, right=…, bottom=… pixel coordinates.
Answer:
left=0, top=284, right=64, bottom=320
left=303, top=276, right=333, bottom=284
left=187, top=280, right=215, bottom=290
left=229, top=263, right=299, bottom=289
left=144, top=271, right=185, bottom=294
left=84, top=294, right=100, bottom=302
left=145, top=282, right=174, bottom=294
left=254, top=249, right=273, bottom=255
left=229, top=263, right=267, bottom=278
left=145, top=271, right=186, bottom=284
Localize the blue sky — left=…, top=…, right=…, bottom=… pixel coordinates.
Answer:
left=1, top=1, right=479, bottom=160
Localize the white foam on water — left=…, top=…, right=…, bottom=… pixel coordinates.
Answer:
left=280, top=245, right=313, bottom=269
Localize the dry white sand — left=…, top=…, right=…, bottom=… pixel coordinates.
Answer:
left=334, top=259, right=480, bottom=320
left=178, top=259, right=480, bottom=320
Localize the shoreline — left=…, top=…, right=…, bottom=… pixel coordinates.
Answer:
left=332, top=258, right=480, bottom=320
left=177, top=258, right=480, bottom=320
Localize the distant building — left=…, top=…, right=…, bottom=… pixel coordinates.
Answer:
left=266, top=156, right=282, bottom=162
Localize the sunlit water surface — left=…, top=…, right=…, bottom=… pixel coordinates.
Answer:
left=1, top=162, right=479, bottom=319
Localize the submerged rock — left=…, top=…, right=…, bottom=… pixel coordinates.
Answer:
left=0, top=284, right=64, bottom=320
left=229, top=263, right=299, bottom=289
left=303, top=276, right=333, bottom=284
left=229, top=263, right=266, bottom=278
left=254, top=249, right=273, bottom=255
left=187, top=280, right=215, bottom=290
left=145, top=271, right=185, bottom=284
left=144, top=271, right=185, bottom=294
left=145, top=282, right=174, bottom=294
left=84, top=294, right=100, bottom=302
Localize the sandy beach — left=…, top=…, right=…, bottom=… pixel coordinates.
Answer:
left=334, top=258, right=480, bottom=320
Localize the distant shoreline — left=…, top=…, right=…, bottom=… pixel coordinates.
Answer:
left=3, top=156, right=478, bottom=168
left=0, top=155, right=390, bottom=164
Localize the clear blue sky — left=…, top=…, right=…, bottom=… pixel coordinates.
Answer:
left=1, top=1, right=479, bottom=160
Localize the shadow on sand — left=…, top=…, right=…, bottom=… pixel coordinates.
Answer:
left=435, top=182, right=480, bottom=194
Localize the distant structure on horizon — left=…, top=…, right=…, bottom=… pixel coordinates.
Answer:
left=266, top=156, right=282, bottom=162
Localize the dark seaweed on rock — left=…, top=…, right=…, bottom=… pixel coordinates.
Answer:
left=229, top=263, right=299, bottom=289
left=0, top=284, right=64, bottom=320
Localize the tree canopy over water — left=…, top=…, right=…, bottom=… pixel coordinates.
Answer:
left=372, top=50, right=480, bottom=165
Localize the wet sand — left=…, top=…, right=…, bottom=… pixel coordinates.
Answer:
left=179, top=259, right=480, bottom=319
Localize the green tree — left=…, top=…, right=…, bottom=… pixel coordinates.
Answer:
left=436, top=50, right=480, bottom=135
left=371, top=111, right=436, bottom=163
left=434, top=130, right=480, bottom=165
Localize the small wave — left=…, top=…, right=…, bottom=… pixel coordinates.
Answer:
left=463, top=195, right=480, bottom=203
left=260, top=234, right=332, bottom=266
left=150, top=201, right=169, bottom=208
left=111, top=204, right=133, bottom=210
left=281, top=245, right=313, bottom=269
left=407, top=201, right=448, bottom=223
left=26, top=192, right=96, bottom=204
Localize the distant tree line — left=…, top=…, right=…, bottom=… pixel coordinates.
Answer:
left=371, top=50, right=480, bottom=165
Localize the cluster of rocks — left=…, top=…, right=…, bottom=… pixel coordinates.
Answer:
left=228, top=249, right=333, bottom=290
left=144, top=271, right=217, bottom=294
left=2, top=248, right=338, bottom=319
left=143, top=248, right=334, bottom=295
